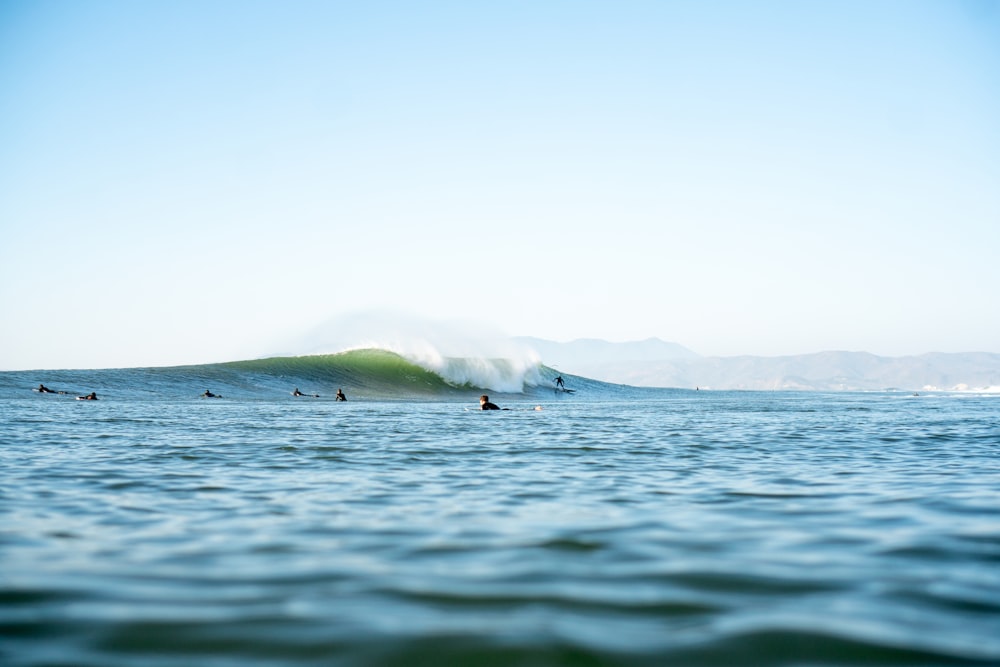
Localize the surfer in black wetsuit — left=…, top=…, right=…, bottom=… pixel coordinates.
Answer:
left=37, top=384, right=56, bottom=393
left=202, top=390, right=220, bottom=398
left=78, top=392, right=98, bottom=400
left=480, top=394, right=501, bottom=410
left=554, top=375, right=565, bottom=389
left=293, top=388, right=304, bottom=396
left=336, top=388, right=346, bottom=401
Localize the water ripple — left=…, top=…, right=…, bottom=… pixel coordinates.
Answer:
left=2, top=394, right=999, bottom=665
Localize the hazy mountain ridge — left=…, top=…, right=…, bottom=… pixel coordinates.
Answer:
left=514, top=336, right=700, bottom=364
left=523, top=339, right=1000, bottom=391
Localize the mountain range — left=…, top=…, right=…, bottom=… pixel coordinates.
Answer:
left=515, top=337, right=1000, bottom=391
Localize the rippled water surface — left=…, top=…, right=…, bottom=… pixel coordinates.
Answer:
left=2, top=392, right=999, bottom=665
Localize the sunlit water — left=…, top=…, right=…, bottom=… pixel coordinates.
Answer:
left=2, top=392, right=999, bottom=665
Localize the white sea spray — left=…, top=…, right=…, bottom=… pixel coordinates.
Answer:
left=296, top=310, right=544, bottom=392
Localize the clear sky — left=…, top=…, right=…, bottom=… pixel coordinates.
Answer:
left=2, top=0, right=998, bottom=370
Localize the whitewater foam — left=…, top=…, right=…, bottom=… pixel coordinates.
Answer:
left=296, top=311, right=544, bottom=393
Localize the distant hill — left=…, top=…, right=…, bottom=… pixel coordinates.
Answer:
left=518, top=338, right=1000, bottom=391
left=515, top=336, right=700, bottom=366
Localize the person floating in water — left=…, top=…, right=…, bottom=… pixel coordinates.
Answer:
left=480, top=394, right=501, bottom=410
left=293, top=388, right=319, bottom=397
left=554, top=375, right=565, bottom=389
left=202, top=390, right=220, bottom=398
left=77, top=392, right=98, bottom=400
left=37, top=384, right=56, bottom=394
left=335, top=388, right=347, bottom=402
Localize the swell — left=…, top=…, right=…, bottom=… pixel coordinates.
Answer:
left=223, top=349, right=463, bottom=395
left=1, top=349, right=614, bottom=400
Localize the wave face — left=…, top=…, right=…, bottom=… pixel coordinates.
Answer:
left=0, top=349, right=637, bottom=401
left=291, top=311, right=546, bottom=393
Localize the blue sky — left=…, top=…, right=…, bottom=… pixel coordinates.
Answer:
left=2, top=0, right=998, bottom=370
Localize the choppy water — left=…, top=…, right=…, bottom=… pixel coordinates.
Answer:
left=2, top=391, right=999, bottom=666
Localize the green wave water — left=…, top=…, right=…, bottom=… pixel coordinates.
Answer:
left=224, top=349, right=465, bottom=397
left=1, top=349, right=638, bottom=401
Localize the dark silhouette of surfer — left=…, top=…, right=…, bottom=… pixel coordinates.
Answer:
left=37, top=384, right=57, bottom=394
left=293, top=388, right=318, bottom=397
left=77, top=392, right=98, bottom=400
left=480, top=394, right=501, bottom=410
left=336, top=388, right=347, bottom=401
left=202, top=390, right=220, bottom=398
left=554, top=375, right=565, bottom=389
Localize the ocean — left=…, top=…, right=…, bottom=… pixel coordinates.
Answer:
left=1, top=351, right=998, bottom=666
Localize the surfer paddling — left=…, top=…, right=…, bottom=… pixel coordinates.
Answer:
left=202, top=390, right=221, bottom=398
left=37, top=384, right=58, bottom=394
left=77, top=392, right=98, bottom=400
left=293, top=388, right=319, bottom=397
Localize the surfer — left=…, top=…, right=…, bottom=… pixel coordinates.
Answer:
left=554, top=375, right=565, bottom=389
left=202, top=390, right=220, bottom=398
left=336, top=388, right=347, bottom=402
left=77, top=392, right=98, bottom=400
left=480, top=394, right=501, bottom=410
left=37, top=384, right=56, bottom=394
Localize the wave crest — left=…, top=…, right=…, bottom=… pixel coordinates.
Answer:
left=300, top=311, right=544, bottom=393
left=426, top=355, right=543, bottom=394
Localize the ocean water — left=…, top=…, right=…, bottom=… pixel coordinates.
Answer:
left=1, top=355, right=999, bottom=666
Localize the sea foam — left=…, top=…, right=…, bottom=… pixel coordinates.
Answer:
left=297, top=311, right=544, bottom=393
